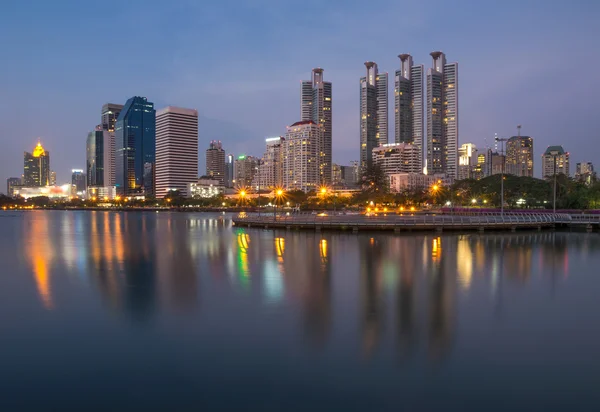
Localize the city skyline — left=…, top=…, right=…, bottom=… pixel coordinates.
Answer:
left=1, top=1, right=598, bottom=187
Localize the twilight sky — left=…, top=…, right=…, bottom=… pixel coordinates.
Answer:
left=1, top=0, right=599, bottom=189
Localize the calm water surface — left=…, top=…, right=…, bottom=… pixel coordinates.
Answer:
left=1, top=211, right=599, bottom=411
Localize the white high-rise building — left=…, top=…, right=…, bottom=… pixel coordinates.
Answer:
left=252, top=137, right=284, bottom=189
left=426, top=51, right=458, bottom=178
left=395, top=54, right=424, bottom=172
left=360, top=62, right=388, bottom=169
left=372, top=143, right=421, bottom=176
left=542, top=146, right=570, bottom=179
left=155, top=106, right=199, bottom=198
left=283, top=120, right=319, bottom=192
left=458, top=143, right=477, bottom=180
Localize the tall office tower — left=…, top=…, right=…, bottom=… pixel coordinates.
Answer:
left=71, top=169, right=87, bottom=194
left=490, top=152, right=506, bottom=175
left=155, top=106, right=199, bottom=198
left=87, top=126, right=104, bottom=187
left=283, top=120, right=319, bottom=192
left=372, top=143, right=421, bottom=177
left=301, top=68, right=332, bottom=185
left=575, top=162, right=595, bottom=184
left=472, top=148, right=492, bottom=179
left=542, top=146, right=569, bottom=179
left=23, top=142, right=50, bottom=186
left=233, top=155, right=259, bottom=188
left=6, top=177, right=21, bottom=197
left=101, top=103, right=124, bottom=132
left=376, top=70, right=389, bottom=146
left=115, top=96, right=156, bottom=196
left=252, top=137, right=284, bottom=189
left=100, top=103, right=123, bottom=185
left=426, top=51, right=458, bottom=178
left=360, top=62, right=378, bottom=169
left=395, top=54, right=424, bottom=171
left=457, top=143, right=477, bottom=180
left=506, top=135, right=534, bottom=177
left=225, top=154, right=234, bottom=188
left=205, top=141, right=226, bottom=185
left=50, top=171, right=57, bottom=186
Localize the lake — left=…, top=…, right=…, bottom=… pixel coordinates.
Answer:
left=0, top=210, right=599, bottom=411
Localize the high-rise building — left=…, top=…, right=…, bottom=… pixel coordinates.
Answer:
left=205, top=141, right=226, bottom=186
left=99, top=103, right=123, bottom=186
left=87, top=126, right=104, bottom=187
left=472, top=149, right=492, bottom=180
left=301, top=68, right=332, bottom=185
left=234, top=155, right=259, bottom=189
left=115, top=96, right=156, bottom=196
left=101, top=103, right=124, bottom=132
left=490, top=152, right=506, bottom=176
left=225, top=154, right=234, bottom=188
left=360, top=62, right=388, bottom=168
left=6, top=177, right=22, bottom=197
left=252, top=137, right=284, bottom=190
left=71, top=169, right=86, bottom=195
left=395, top=54, right=424, bottom=174
left=575, top=162, right=595, bottom=184
left=283, top=120, right=319, bottom=192
left=457, top=143, right=477, bottom=180
left=372, top=143, right=421, bottom=177
left=542, top=146, right=569, bottom=179
left=50, top=171, right=56, bottom=186
left=426, top=51, right=458, bottom=178
left=155, top=106, right=199, bottom=198
left=506, top=135, right=534, bottom=177
left=23, top=142, right=50, bottom=187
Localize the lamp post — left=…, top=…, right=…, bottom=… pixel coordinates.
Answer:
left=239, top=190, right=246, bottom=209
left=274, top=189, right=284, bottom=221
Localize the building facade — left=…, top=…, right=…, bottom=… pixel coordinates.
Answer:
left=457, top=143, right=477, bottom=180
left=575, top=162, right=595, bottom=184
left=71, top=169, right=86, bottom=195
left=426, top=51, right=458, bottom=178
left=542, top=146, right=569, bottom=179
left=24, top=143, right=50, bottom=187
left=252, top=137, right=284, bottom=190
left=395, top=54, right=424, bottom=172
left=389, top=173, right=449, bottom=193
left=372, top=143, right=421, bottom=176
left=506, top=135, right=534, bottom=177
left=6, top=177, right=22, bottom=197
left=115, top=96, right=156, bottom=196
left=283, top=120, right=319, bottom=192
left=188, top=178, right=224, bottom=199
left=101, top=103, right=123, bottom=132
left=233, top=155, right=259, bottom=189
left=155, top=106, right=199, bottom=198
left=225, top=154, right=234, bottom=188
left=50, top=171, right=56, bottom=186
left=205, top=141, right=226, bottom=186
left=301, top=68, right=332, bottom=185
left=360, top=62, right=387, bottom=168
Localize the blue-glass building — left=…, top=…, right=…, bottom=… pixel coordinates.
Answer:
left=115, top=96, right=156, bottom=196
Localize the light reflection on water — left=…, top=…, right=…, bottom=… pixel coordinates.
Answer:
left=0, top=210, right=599, bottom=410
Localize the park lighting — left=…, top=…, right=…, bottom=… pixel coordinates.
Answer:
left=276, top=189, right=284, bottom=197
left=432, top=184, right=439, bottom=191
left=320, top=187, right=327, bottom=195
left=471, top=198, right=477, bottom=204
left=483, top=199, right=488, bottom=204
left=115, top=196, right=121, bottom=201
left=240, top=190, right=246, bottom=197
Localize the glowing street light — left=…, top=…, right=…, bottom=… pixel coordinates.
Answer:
left=471, top=198, right=477, bottom=204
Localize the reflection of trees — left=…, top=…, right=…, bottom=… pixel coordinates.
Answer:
left=360, top=236, right=385, bottom=357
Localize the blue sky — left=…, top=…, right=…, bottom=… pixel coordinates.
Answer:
left=1, top=0, right=599, bottom=188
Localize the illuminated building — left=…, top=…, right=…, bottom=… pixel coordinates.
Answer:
left=115, top=96, right=156, bottom=196
left=506, top=135, right=534, bottom=177
left=23, top=142, right=50, bottom=186
left=283, top=120, right=319, bottom=192
left=252, top=137, right=284, bottom=189
left=87, top=186, right=116, bottom=200
left=6, top=177, right=22, bottom=197
left=575, top=162, right=595, bottom=184
left=101, top=103, right=123, bottom=132
left=457, top=143, right=477, bottom=180
left=542, top=146, right=569, bottom=179
left=388, top=173, right=449, bottom=193
left=225, top=154, right=234, bottom=188
left=71, top=169, right=87, bottom=195
left=50, top=171, right=56, bottom=186
left=188, top=178, right=224, bottom=198
left=14, top=185, right=71, bottom=199
left=372, top=143, right=421, bottom=176
left=332, top=164, right=358, bottom=188
left=155, top=106, right=199, bottom=198
left=301, top=68, right=332, bottom=185
left=426, top=51, right=458, bottom=178
left=360, top=62, right=387, bottom=168
left=233, top=155, right=259, bottom=189
left=395, top=54, right=424, bottom=172
left=490, top=151, right=506, bottom=175
left=206, top=140, right=226, bottom=186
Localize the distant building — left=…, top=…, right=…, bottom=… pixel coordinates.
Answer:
left=575, top=162, right=595, bottom=184
left=360, top=62, right=387, bottom=168
left=99, top=103, right=123, bottom=186
left=155, top=106, right=199, bottom=198
left=14, top=185, right=71, bottom=199
left=87, top=186, right=116, bottom=200
left=188, top=178, right=224, bottom=199
left=234, top=155, right=259, bottom=189
left=225, top=154, right=234, bottom=188
left=206, top=141, right=226, bottom=186
left=24, top=142, right=50, bottom=187
left=372, top=143, right=421, bottom=176
left=471, top=149, right=492, bottom=180
left=252, top=137, right=284, bottom=190
left=457, top=143, right=477, bottom=180
left=6, top=177, right=22, bottom=197
left=301, top=68, right=332, bottom=185
left=87, top=126, right=105, bottom=187
left=542, top=146, right=569, bottom=179
left=101, top=103, right=123, bottom=132
left=395, top=54, right=424, bottom=172
left=490, top=152, right=506, bottom=176
left=283, top=120, right=319, bottom=192
left=389, top=173, right=449, bottom=193
left=426, top=52, right=458, bottom=178
left=71, top=169, right=86, bottom=195
left=506, top=135, right=533, bottom=177
left=50, top=171, right=57, bottom=186
left=115, top=96, right=156, bottom=196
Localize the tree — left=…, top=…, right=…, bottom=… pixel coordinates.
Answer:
left=360, top=164, right=388, bottom=194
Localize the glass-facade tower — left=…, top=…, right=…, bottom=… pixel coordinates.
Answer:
left=115, top=96, right=156, bottom=196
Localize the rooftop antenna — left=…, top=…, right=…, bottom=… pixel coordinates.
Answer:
left=517, top=124, right=522, bottom=137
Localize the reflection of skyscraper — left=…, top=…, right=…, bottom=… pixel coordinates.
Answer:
left=24, top=212, right=54, bottom=309
left=359, top=236, right=385, bottom=357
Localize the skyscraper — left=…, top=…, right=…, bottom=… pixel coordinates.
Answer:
left=205, top=141, right=225, bottom=185
left=542, top=146, right=569, bottom=179
left=6, top=177, right=22, bottom=197
left=233, top=155, right=259, bottom=188
left=283, top=120, right=319, bottom=192
left=86, top=126, right=104, bottom=187
left=115, top=96, right=156, bottom=196
left=426, top=51, right=458, bottom=178
left=155, top=106, right=199, bottom=198
left=506, top=135, right=534, bottom=177
left=100, top=103, right=123, bottom=186
left=71, top=169, right=86, bottom=195
left=23, top=142, right=50, bottom=187
left=225, top=154, right=234, bottom=188
left=457, top=143, right=477, bottom=180
left=301, top=68, right=332, bottom=185
left=252, top=137, right=284, bottom=189
left=101, top=103, right=123, bottom=132
left=360, top=62, right=378, bottom=169
left=372, top=143, right=421, bottom=177
left=395, top=54, right=424, bottom=171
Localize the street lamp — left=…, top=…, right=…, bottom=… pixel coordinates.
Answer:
left=239, top=190, right=246, bottom=208
left=274, top=188, right=284, bottom=221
